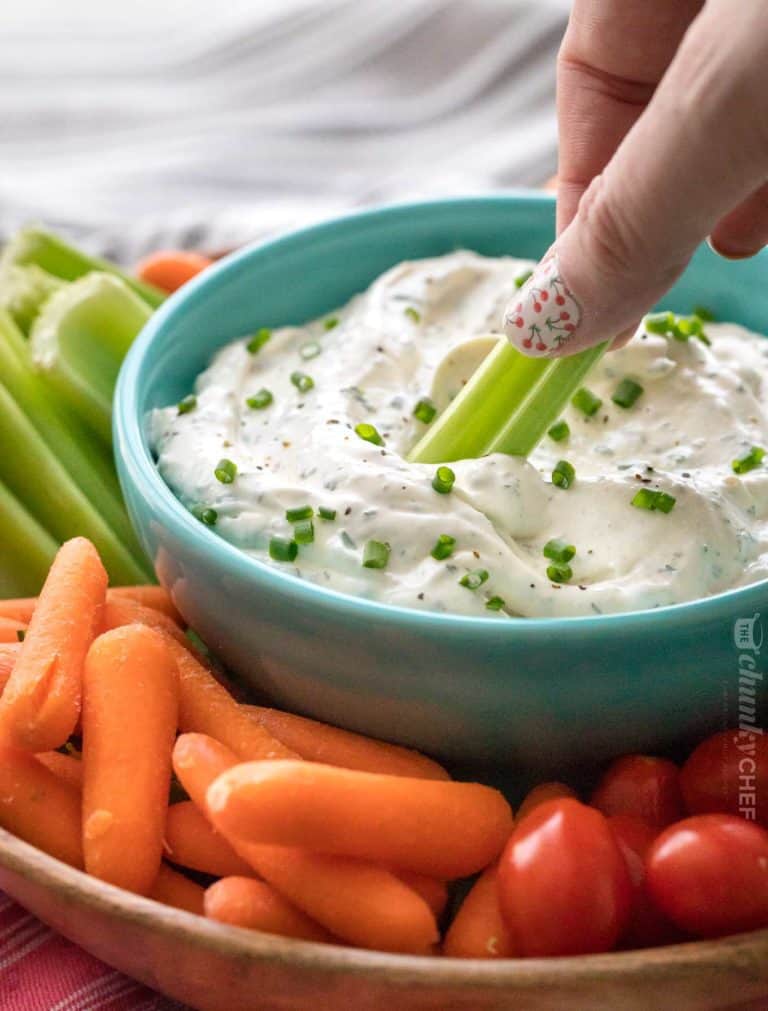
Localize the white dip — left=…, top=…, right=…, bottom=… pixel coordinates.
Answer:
left=150, top=251, right=768, bottom=618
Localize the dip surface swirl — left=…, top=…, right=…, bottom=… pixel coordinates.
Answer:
left=150, top=251, right=768, bottom=618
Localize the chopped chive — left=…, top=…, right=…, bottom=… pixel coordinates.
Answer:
left=431, top=533, right=456, bottom=560
left=300, top=339, right=322, bottom=360
left=694, top=305, right=716, bottom=322
left=199, top=507, right=218, bottom=527
left=631, top=488, right=677, bottom=513
left=547, top=419, right=570, bottom=442
left=363, top=539, right=390, bottom=569
left=612, top=378, right=644, bottom=409
left=432, top=466, right=455, bottom=495
left=293, top=518, right=314, bottom=544
left=355, top=422, right=384, bottom=446
left=269, top=536, right=298, bottom=562
left=675, top=316, right=703, bottom=339
left=404, top=306, right=421, bottom=323
left=571, top=387, right=602, bottom=417
left=552, top=460, right=575, bottom=489
left=644, top=311, right=710, bottom=346
left=214, top=458, right=237, bottom=484
left=459, top=568, right=489, bottom=590
left=543, top=538, right=576, bottom=564
left=324, top=316, right=339, bottom=331
left=286, top=505, right=313, bottom=522
left=485, top=595, right=506, bottom=611
left=547, top=562, right=573, bottom=583
left=247, top=328, right=271, bottom=353
left=645, top=311, right=675, bottom=335
left=177, top=394, right=197, bottom=415
left=246, top=388, right=273, bottom=410
left=514, top=268, right=533, bottom=289
left=318, top=506, right=337, bottom=521
left=291, top=371, right=314, bottom=393
left=732, top=446, right=766, bottom=475
left=16, top=629, right=25, bottom=642
left=413, top=398, right=437, bottom=424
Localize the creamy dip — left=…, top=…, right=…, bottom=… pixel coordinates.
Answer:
left=150, top=252, right=768, bottom=619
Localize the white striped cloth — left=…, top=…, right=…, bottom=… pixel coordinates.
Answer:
left=0, top=0, right=568, bottom=262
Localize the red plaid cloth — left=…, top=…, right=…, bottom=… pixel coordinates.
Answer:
left=0, top=894, right=186, bottom=1011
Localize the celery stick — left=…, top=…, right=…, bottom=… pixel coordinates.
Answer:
left=0, top=309, right=145, bottom=560
left=0, top=379, right=150, bottom=584
left=1, top=227, right=165, bottom=308
left=29, top=273, right=152, bottom=445
left=0, top=479, right=58, bottom=596
left=0, top=264, right=65, bottom=334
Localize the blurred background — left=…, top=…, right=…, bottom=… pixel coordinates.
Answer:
left=1, top=0, right=569, bottom=262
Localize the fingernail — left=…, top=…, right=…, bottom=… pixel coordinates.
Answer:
left=503, top=253, right=582, bottom=357
left=707, top=235, right=763, bottom=261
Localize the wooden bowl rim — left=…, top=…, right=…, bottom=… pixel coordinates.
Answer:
left=2, top=827, right=768, bottom=991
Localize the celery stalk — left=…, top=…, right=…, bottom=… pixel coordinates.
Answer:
left=0, top=309, right=145, bottom=561
left=1, top=227, right=165, bottom=308
left=29, top=273, right=152, bottom=445
left=0, top=479, right=59, bottom=596
left=409, top=339, right=607, bottom=463
left=0, top=264, right=65, bottom=334
left=0, top=379, right=151, bottom=584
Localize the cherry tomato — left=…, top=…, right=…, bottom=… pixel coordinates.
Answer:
left=608, top=814, right=685, bottom=948
left=497, top=798, right=632, bottom=956
left=590, top=755, right=684, bottom=829
left=680, top=729, right=768, bottom=826
left=516, top=781, right=577, bottom=823
left=646, top=814, right=768, bottom=937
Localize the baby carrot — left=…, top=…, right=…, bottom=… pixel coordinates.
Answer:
left=394, top=871, right=448, bottom=920
left=149, top=864, right=205, bottom=916
left=165, top=801, right=252, bottom=878
left=208, top=761, right=514, bottom=878
left=0, top=643, right=20, bottom=692
left=0, top=745, right=83, bottom=866
left=135, top=251, right=213, bottom=294
left=243, top=705, right=449, bottom=781
left=107, top=585, right=181, bottom=623
left=204, top=877, right=334, bottom=943
left=443, top=864, right=516, bottom=958
left=0, top=617, right=26, bottom=643
left=101, top=597, right=187, bottom=647
left=36, top=750, right=83, bottom=790
left=82, top=625, right=178, bottom=894
left=0, top=599, right=35, bottom=623
left=517, top=781, right=577, bottom=823
left=0, top=538, right=107, bottom=752
left=172, top=734, right=439, bottom=953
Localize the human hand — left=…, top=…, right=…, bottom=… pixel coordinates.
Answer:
left=505, top=0, right=768, bottom=357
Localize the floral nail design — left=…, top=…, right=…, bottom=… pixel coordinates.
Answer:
left=504, top=254, right=582, bottom=357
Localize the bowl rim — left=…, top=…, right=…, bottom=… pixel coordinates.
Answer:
left=3, top=826, right=767, bottom=989
left=114, top=192, right=768, bottom=635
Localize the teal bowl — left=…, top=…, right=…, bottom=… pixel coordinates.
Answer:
left=114, top=194, right=768, bottom=769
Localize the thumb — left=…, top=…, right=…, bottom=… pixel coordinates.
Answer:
left=505, top=0, right=768, bottom=358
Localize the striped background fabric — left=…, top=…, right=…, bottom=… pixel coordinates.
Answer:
left=1, top=1, right=566, bottom=1007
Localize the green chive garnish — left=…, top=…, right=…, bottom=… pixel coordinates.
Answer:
left=269, top=536, right=298, bottom=562
left=355, top=422, right=384, bottom=446
left=286, top=505, right=313, bottom=522
left=571, top=387, right=602, bottom=417
left=318, top=507, right=337, bottom=521
left=732, top=446, right=766, bottom=475
left=631, top=488, right=676, bottom=513
left=612, top=378, right=644, bottom=409
left=246, top=388, right=273, bottom=410
left=514, top=268, right=533, bottom=289
left=291, top=371, right=314, bottom=393
left=460, top=568, right=489, bottom=590
left=363, top=540, right=390, bottom=569
left=543, top=538, right=576, bottom=564
left=645, top=311, right=675, bottom=335
left=694, top=305, right=716, bottom=322
left=16, top=629, right=25, bottom=642
left=199, top=507, right=218, bottom=526
left=177, top=394, right=197, bottom=415
left=300, top=340, right=322, bottom=360
left=413, top=398, right=437, bottom=424
left=548, top=420, right=570, bottom=442
left=404, top=307, right=421, bottom=323
left=431, top=534, right=456, bottom=560
left=547, top=562, right=573, bottom=583
left=324, top=316, right=339, bottom=331
left=644, top=311, right=710, bottom=346
left=247, top=328, right=271, bottom=353
left=432, top=466, right=455, bottom=494
left=293, top=519, right=314, bottom=544
left=552, top=460, right=575, bottom=489
left=485, top=596, right=505, bottom=611
left=214, top=458, right=237, bottom=484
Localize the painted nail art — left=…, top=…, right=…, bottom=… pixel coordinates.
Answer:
left=504, top=253, right=582, bottom=357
